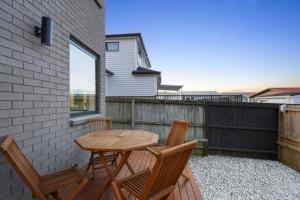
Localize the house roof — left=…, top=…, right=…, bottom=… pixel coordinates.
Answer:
left=158, top=84, right=183, bottom=91
left=250, top=88, right=300, bottom=98
left=106, top=33, right=151, bottom=67
left=105, top=69, right=114, bottom=76
left=132, top=67, right=161, bottom=75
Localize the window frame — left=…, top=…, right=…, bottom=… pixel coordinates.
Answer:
left=69, top=36, right=101, bottom=118
left=106, top=42, right=119, bottom=52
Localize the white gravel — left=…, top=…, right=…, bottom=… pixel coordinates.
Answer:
left=189, top=155, right=300, bottom=200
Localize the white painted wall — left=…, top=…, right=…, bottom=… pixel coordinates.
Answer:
left=292, top=95, right=300, bottom=104
left=256, top=96, right=296, bottom=104
left=105, top=38, right=158, bottom=97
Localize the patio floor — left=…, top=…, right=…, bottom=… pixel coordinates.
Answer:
left=74, top=150, right=203, bottom=200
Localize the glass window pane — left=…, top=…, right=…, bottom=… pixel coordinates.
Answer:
left=69, top=41, right=96, bottom=115
left=106, top=42, right=119, bottom=51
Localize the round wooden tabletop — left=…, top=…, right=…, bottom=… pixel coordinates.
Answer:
left=75, top=129, right=159, bottom=152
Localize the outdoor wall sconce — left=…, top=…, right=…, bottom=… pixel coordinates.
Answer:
left=35, top=16, right=53, bottom=46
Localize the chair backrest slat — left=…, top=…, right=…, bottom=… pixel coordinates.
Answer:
left=143, top=140, right=197, bottom=199
left=0, top=136, right=44, bottom=199
left=88, top=117, right=112, bottom=133
left=165, top=119, right=191, bottom=146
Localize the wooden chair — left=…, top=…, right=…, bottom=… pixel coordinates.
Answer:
left=147, top=119, right=191, bottom=180
left=87, top=117, right=119, bottom=178
left=0, top=136, right=88, bottom=200
left=112, top=140, right=197, bottom=200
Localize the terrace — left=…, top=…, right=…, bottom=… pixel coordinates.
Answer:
left=0, top=0, right=299, bottom=200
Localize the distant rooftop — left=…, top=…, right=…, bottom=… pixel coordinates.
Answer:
left=250, top=88, right=300, bottom=98
left=158, top=84, right=183, bottom=91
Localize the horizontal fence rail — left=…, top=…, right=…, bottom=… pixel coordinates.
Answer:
left=156, top=94, right=244, bottom=102
left=106, top=97, right=279, bottom=158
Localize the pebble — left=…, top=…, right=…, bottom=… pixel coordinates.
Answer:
left=189, top=155, right=300, bottom=200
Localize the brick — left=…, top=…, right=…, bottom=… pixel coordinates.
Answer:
left=0, top=37, right=23, bottom=52
left=34, top=101, right=49, bottom=108
left=0, top=46, right=12, bottom=57
left=0, top=8, right=12, bottom=22
left=24, top=78, right=42, bottom=87
left=13, top=131, right=34, bottom=141
left=0, top=82, right=12, bottom=91
left=42, top=81, right=56, bottom=89
left=0, top=125, right=23, bottom=136
left=0, top=18, right=22, bottom=36
left=34, top=72, right=49, bottom=81
left=33, top=127, right=49, bottom=136
left=42, top=107, right=56, bottom=114
left=24, top=62, right=42, bottom=72
left=23, top=136, right=41, bottom=147
left=34, top=58, right=49, bottom=68
left=13, top=116, right=33, bottom=125
left=24, top=93, right=42, bottom=101
left=13, top=51, right=33, bottom=63
left=13, top=84, right=33, bottom=93
left=12, top=0, right=34, bottom=18
left=42, top=67, right=56, bottom=76
left=0, top=73, right=23, bottom=84
left=0, top=101, right=11, bottom=109
left=0, top=26, right=12, bottom=39
left=23, top=122, right=42, bottom=132
left=0, top=118, right=11, bottom=127
left=13, top=101, right=33, bottom=108
left=0, top=1, right=23, bottom=19
left=0, top=109, right=22, bottom=118
left=0, top=64, right=12, bottom=74
left=42, top=94, right=56, bottom=101
left=24, top=108, right=42, bottom=116
left=56, top=95, right=68, bottom=102
left=13, top=67, right=34, bottom=78
left=12, top=33, right=33, bottom=49
left=0, top=92, right=23, bottom=100
left=34, top=114, right=49, bottom=122
left=34, top=87, right=49, bottom=94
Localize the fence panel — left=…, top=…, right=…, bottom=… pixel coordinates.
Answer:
left=205, top=103, right=279, bottom=159
left=278, top=105, right=300, bottom=171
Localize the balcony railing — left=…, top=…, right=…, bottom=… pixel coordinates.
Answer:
left=156, top=94, right=244, bottom=102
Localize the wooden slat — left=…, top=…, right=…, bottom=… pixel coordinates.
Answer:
left=74, top=150, right=203, bottom=200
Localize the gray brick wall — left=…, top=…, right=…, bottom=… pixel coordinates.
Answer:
left=0, top=0, right=105, bottom=199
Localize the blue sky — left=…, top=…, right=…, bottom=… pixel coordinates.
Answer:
left=106, top=0, right=300, bottom=92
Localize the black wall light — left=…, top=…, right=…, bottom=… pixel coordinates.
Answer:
left=35, top=16, right=53, bottom=46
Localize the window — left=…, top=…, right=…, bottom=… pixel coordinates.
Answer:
left=137, top=49, right=142, bottom=67
left=69, top=39, right=98, bottom=116
left=106, top=42, right=119, bottom=51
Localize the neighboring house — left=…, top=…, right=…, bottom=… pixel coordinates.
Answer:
left=105, top=33, right=162, bottom=97
left=250, top=88, right=300, bottom=104
left=0, top=0, right=105, bottom=199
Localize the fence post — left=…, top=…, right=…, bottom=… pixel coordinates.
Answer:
left=131, top=98, right=135, bottom=129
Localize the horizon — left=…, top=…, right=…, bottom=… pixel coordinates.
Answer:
left=106, top=0, right=300, bottom=93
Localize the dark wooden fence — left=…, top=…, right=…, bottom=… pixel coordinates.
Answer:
left=205, top=103, right=279, bottom=159
left=106, top=97, right=279, bottom=159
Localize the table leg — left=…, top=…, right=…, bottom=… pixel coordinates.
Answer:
left=96, top=151, right=132, bottom=199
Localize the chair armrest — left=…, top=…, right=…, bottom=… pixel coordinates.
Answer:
left=146, top=147, right=159, bottom=156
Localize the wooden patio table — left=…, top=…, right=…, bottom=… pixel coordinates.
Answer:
left=74, top=129, right=159, bottom=199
